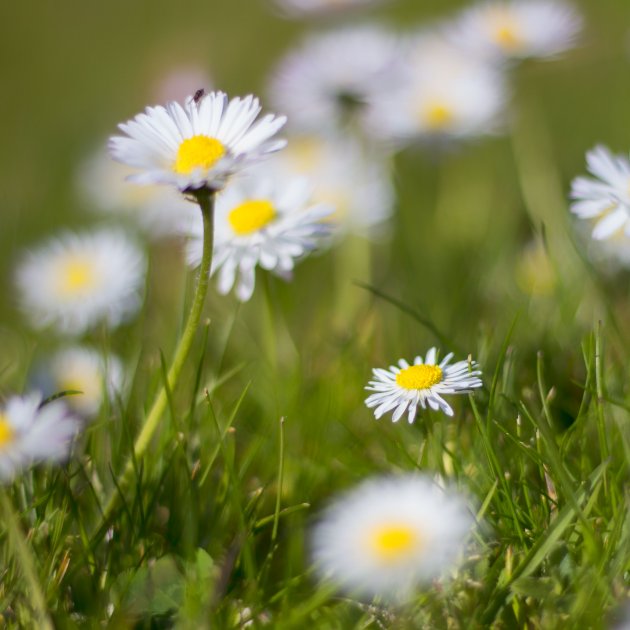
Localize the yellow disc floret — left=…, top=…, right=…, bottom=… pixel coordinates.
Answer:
left=0, top=414, right=15, bottom=449
left=174, top=135, right=226, bottom=175
left=58, top=258, right=97, bottom=295
left=424, top=103, right=454, bottom=130
left=494, top=24, right=521, bottom=49
left=396, top=364, right=443, bottom=390
left=228, top=199, right=277, bottom=235
left=368, top=523, right=419, bottom=563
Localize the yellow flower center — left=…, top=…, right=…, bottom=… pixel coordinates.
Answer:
left=368, top=523, right=419, bottom=563
left=396, top=364, right=443, bottom=390
left=423, top=103, right=454, bottom=130
left=58, top=258, right=98, bottom=295
left=174, top=135, right=226, bottom=175
left=228, top=199, right=277, bottom=235
left=494, top=24, right=521, bottom=49
left=0, top=414, right=15, bottom=449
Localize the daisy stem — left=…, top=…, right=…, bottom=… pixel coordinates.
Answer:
left=0, top=489, right=53, bottom=629
left=99, top=190, right=215, bottom=526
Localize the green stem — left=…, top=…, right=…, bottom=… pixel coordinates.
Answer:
left=99, top=191, right=215, bottom=525
left=0, top=489, right=53, bottom=629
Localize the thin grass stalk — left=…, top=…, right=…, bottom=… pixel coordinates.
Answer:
left=97, top=190, right=215, bottom=530
left=0, top=489, right=53, bottom=630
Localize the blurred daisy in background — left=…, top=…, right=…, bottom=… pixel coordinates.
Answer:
left=151, top=64, right=213, bottom=104
left=310, top=475, right=475, bottom=601
left=261, top=134, right=395, bottom=236
left=268, top=25, right=403, bottom=136
left=365, top=34, right=508, bottom=144
left=78, top=145, right=198, bottom=238
left=365, top=347, right=482, bottom=422
left=446, top=0, right=582, bottom=63
left=46, top=346, right=125, bottom=417
left=185, top=173, right=334, bottom=301
left=109, top=91, right=287, bottom=192
left=0, top=393, right=81, bottom=482
left=16, top=228, right=146, bottom=335
left=273, top=0, right=389, bottom=19
left=570, top=145, right=630, bottom=241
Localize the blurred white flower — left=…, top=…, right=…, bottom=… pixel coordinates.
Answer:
left=109, top=91, right=287, bottom=192
left=446, top=0, right=582, bottom=62
left=365, top=347, right=482, bottom=422
left=185, top=174, right=333, bottom=301
left=268, top=25, right=402, bottom=136
left=151, top=65, right=213, bottom=104
left=273, top=0, right=388, bottom=18
left=310, top=475, right=475, bottom=600
left=78, top=145, right=198, bottom=238
left=365, top=35, right=508, bottom=143
left=16, top=228, right=146, bottom=335
left=0, top=393, right=80, bottom=482
left=261, top=134, right=395, bottom=236
left=570, top=145, right=630, bottom=241
left=48, top=347, right=125, bottom=417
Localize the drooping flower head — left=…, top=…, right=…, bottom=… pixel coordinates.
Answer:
left=0, top=393, right=81, bottom=482
left=365, top=347, right=482, bottom=423
left=310, top=475, right=475, bottom=600
left=15, top=228, right=146, bottom=335
left=268, top=25, right=403, bottom=136
left=446, top=0, right=582, bottom=63
left=570, top=145, right=630, bottom=241
left=109, top=91, right=287, bottom=192
left=185, top=172, right=333, bottom=301
left=46, top=346, right=125, bottom=417
left=365, top=34, right=508, bottom=144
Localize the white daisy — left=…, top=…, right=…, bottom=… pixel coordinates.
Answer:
left=78, top=145, right=198, bottom=238
left=570, top=145, right=630, bottom=241
left=0, top=393, right=81, bottom=482
left=268, top=25, right=403, bottom=136
left=310, top=475, right=475, bottom=600
left=109, top=91, right=287, bottom=192
left=47, top=346, right=125, bottom=417
left=365, top=35, right=508, bottom=143
left=273, top=0, right=388, bottom=18
left=259, top=134, right=395, bottom=235
left=185, top=173, right=334, bottom=301
left=365, top=348, right=482, bottom=422
left=446, top=0, right=582, bottom=62
left=16, top=228, right=146, bottom=335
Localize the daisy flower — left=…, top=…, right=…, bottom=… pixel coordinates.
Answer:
left=365, top=35, right=508, bottom=143
left=78, top=145, right=198, bottom=238
left=268, top=25, right=403, bottom=136
left=0, top=393, right=81, bottom=482
left=273, top=0, right=388, bottom=18
left=185, top=173, right=334, bottom=301
left=47, top=346, right=125, bottom=417
left=447, top=0, right=582, bottom=62
left=15, top=228, right=146, bottom=335
left=260, top=134, right=395, bottom=235
left=310, top=475, right=475, bottom=600
left=109, top=91, right=287, bottom=192
left=570, top=145, right=630, bottom=241
left=365, top=347, right=482, bottom=422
